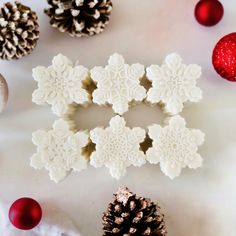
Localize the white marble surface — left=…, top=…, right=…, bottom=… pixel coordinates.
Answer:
left=0, top=0, right=236, bottom=235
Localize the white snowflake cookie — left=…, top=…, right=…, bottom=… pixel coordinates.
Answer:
left=147, top=115, right=205, bottom=179
left=90, top=115, right=146, bottom=179
left=32, top=54, right=90, bottom=117
left=31, top=119, right=89, bottom=183
left=146, top=53, right=202, bottom=115
left=91, top=53, right=146, bottom=115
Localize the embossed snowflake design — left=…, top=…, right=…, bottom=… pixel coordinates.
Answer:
left=32, top=54, right=89, bottom=117
left=31, top=53, right=205, bottom=181
left=91, top=53, right=146, bottom=115
left=147, top=115, right=205, bottom=179
left=147, top=53, right=202, bottom=115
left=90, top=115, right=146, bottom=179
left=31, top=119, right=89, bottom=183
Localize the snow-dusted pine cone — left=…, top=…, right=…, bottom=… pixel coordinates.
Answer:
left=45, top=0, right=113, bottom=37
left=103, top=187, right=167, bottom=236
left=0, top=1, right=39, bottom=60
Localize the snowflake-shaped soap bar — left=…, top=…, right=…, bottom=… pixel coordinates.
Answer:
left=146, top=115, right=205, bottom=179
left=30, top=53, right=205, bottom=182
left=32, top=54, right=90, bottom=117
left=91, top=53, right=146, bottom=115
left=146, top=53, right=202, bottom=115
left=90, top=115, right=146, bottom=179
left=31, top=119, right=89, bottom=183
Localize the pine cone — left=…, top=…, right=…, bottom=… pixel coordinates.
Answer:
left=45, top=0, right=113, bottom=37
left=0, top=1, right=39, bottom=60
left=103, top=187, right=167, bottom=236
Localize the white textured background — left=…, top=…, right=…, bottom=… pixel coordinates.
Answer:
left=0, top=0, right=236, bottom=235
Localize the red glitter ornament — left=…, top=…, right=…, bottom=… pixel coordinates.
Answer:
left=9, top=198, right=42, bottom=230
left=212, top=33, right=236, bottom=82
left=195, top=0, right=224, bottom=26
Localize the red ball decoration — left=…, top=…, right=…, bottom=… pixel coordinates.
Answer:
left=212, top=33, right=236, bottom=82
left=9, top=198, right=42, bottom=230
left=195, top=0, right=224, bottom=26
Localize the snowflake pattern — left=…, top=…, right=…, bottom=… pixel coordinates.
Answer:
left=146, top=53, right=202, bottom=115
left=90, top=115, right=146, bottom=179
left=31, top=53, right=205, bottom=181
left=91, top=53, right=146, bottom=115
left=31, top=119, right=89, bottom=183
left=32, top=54, right=89, bottom=116
left=146, top=115, right=205, bottom=179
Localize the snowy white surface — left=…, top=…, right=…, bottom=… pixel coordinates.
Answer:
left=0, top=0, right=236, bottom=235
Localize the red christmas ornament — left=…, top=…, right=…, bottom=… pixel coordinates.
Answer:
left=194, top=0, right=224, bottom=26
left=212, top=33, right=236, bottom=82
left=9, top=198, right=42, bottom=230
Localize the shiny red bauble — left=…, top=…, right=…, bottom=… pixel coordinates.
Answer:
left=9, top=198, right=42, bottom=230
left=212, top=33, right=236, bottom=82
left=195, top=0, right=224, bottom=26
